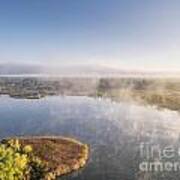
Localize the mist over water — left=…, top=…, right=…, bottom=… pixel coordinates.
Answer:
left=0, top=96, right=180, bottom=179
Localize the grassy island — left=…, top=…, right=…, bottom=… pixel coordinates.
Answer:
left=0, top=137, right=89, bottom=180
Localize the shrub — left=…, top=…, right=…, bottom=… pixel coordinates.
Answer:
left=0, top=139, right=47, bottom=180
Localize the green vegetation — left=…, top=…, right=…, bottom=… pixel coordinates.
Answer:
left=0, top=137, right=89, bottom=180
left=0, top=139, right=47, bottom=180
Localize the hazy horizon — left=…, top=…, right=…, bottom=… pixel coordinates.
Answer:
left=1, top=62, right=180, bottom=77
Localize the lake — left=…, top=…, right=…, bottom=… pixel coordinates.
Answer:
left=0, top=95, right=180, bottom=180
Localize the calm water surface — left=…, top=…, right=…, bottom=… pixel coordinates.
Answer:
left=0, top=96, right=180, bottom=180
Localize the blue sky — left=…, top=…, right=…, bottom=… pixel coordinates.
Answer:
left=0, top=0, right=180, bottom=70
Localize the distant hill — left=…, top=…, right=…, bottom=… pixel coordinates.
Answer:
left=0, top=63, right=179, bottom=77
left=0, top=63, right=126, bottom=76
left=0, top=63, right=44, bottom=75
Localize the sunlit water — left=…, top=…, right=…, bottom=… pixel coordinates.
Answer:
left=0, top=96, right=180, bottom=180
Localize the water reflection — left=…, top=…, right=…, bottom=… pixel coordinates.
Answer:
left=0, top=96, right=180, bottom=179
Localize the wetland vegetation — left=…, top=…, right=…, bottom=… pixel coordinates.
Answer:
left=1, top=77, right=180, bottom=111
